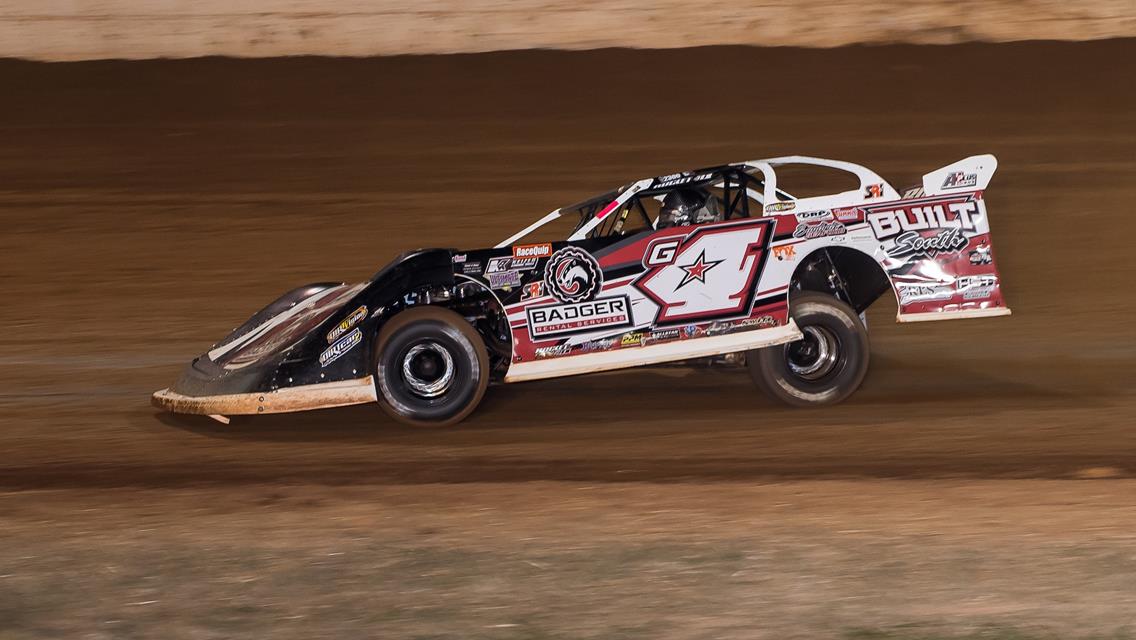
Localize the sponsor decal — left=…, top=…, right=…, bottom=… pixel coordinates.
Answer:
left=487, top=270, right=523, bottom=290
left=902, top=186, right=926, bottom=199
left=645, top=328, right=681, bottom=344
left=461, top=261, right=483, bottom=275
left=513, top=243, right=553, bottom=259
left=796, top=209, right=831, bottom=222
left=526, top=295, right=632, bottom=340
left=486, top=256, right=538, bottom=274
left=867, top=200, right=980, bottom=258
left=942, top=171, right=978, bottom=189
left=969, top=244, right=992, bottom=265
left=832, top=207, right=861, bottom=223
left=889, top=228, right=968, bottom=259
left=534, top=344, right=572, bottom=359
left=738, top=315, right=778, bottom=329
left=764, top=201, right=795, bottom=213
left=897, top=283, right=954, bottom=304
left=620, top=332, right=645, bottom=347
left=793, top=221, right=847, bottom=240
left=683, top=324, right=701, bottom=338
left=772, top=245, right=796, bottom=261
left=864, top=183, right=884, bottom=199
left=705, top=321, right=733, bottom=336
left=319, top=327, right=362, bottom=367
left=957, top=275, right=997, bottom=300
left=521, top=281, right=544, bottom=300
left=544, top=246, right=602, bottom=303
left=452, top=254, right=467, bottom=264
left=581, top=337, right=618, bottom=352
left=326, top=305, right=367, bottom=343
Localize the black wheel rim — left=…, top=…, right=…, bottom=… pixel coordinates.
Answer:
left=784, top=325, right=842, bottom=382
left=400, top=341, right=456, bottom=398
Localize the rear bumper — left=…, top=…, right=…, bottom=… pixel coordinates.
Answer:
left=152, top=377, right=377, bottom=416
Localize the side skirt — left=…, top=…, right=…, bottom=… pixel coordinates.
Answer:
left=504, top=322, right=803, bottom=383
left=897, top=307, right=1012, bottom=323
left=152, top=376, right=378, bottom=416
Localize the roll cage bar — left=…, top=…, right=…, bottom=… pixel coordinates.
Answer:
left=495, top=156, right=895, bottom=247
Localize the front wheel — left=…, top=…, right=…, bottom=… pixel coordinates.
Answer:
left=747, top=292, right=870, bottom=407
left=373, top=307, right=490, bottom=427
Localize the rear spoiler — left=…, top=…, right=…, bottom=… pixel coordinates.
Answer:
left=921, top=154, right=998, bottom=197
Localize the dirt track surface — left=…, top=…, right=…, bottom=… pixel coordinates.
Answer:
left=2, top=40, right=1136, bottom=638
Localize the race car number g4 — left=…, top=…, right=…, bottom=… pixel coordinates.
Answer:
left=634, top=218, right=773, bottom=324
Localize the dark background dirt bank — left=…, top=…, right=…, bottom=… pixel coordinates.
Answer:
left=1, top=40, right=1135, bottom=638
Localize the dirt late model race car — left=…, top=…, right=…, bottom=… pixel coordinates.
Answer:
left=153, top=155, right=1010, bottom=426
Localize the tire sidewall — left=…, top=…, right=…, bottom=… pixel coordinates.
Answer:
left=374, top=308, right=488, bottom=426
left=753, top=293, right=869, bottom=406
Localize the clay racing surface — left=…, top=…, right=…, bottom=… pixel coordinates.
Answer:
left=1, top=40, right=1135, bottom=638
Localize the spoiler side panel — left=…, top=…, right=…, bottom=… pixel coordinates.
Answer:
left=867, top=155, right=1010, bottom=322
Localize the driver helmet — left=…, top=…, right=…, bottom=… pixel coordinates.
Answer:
left=657, top=188, right=721, bottom=228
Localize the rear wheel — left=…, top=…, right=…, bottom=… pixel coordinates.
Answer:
left=747, top=292, right=869, bottom=407
left=373, top=307, right=489, bottom=427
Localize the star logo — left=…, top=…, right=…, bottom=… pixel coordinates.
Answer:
left=675, top=250, right=723, bottom=290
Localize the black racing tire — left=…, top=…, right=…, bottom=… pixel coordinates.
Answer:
left=373, top=306, right=490, bottom=427
left=747, top=292, right=870, bottom=407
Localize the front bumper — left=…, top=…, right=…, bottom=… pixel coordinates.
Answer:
left=152, top=376, right=378, bottom=416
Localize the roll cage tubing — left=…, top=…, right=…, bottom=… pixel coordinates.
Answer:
left=494, top=156, right=897, bottom=247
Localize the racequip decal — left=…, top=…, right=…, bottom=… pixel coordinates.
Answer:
left=326, top=305, right=367, bottom=343
left=544, top=246, right=602, bottom=303
left=513, top=243, right=552, bottom=259
left=319, top=327, right=362, bottom=367
left=526, top=295, right=632, bottom=340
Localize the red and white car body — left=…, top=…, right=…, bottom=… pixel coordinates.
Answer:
left=495, top=154, right=1010, bottom=382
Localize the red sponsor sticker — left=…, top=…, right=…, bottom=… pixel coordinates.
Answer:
left=513, top=243, right=552, bottom=259
left=832, top=207, right=862, bottom=222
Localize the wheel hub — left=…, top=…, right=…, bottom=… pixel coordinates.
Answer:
left=785, top=325, right=840, bottom=381
left=402, top=342, right=456, bottom=398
